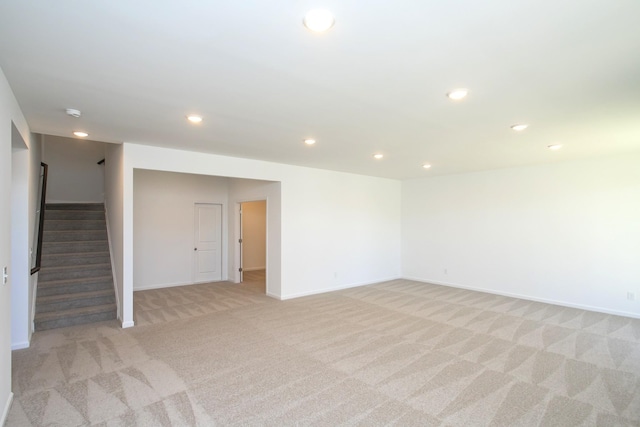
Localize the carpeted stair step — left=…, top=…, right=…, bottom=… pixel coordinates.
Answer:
left=44, top=220, right=107, bottom=231
left=39, top=263, right=112, bottom=282
left=45, top=210, right=105, bottom=220
left=34, top=303, right=117, bottom=331
left=46, top=203, right=104, bottom=211
left=43, top=229, right=108, bottom=242
left=37, top=275, right=114, bottom=296
left=36, top=289, right=116, bottom=313
left=42, top=240, right=109, bottom=255
left=36, top=202, right=117, bottom=331
left=41, top=252, right=111, bottom=268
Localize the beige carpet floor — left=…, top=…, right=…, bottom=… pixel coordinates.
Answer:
left=7, top=273, right=640, bottom=426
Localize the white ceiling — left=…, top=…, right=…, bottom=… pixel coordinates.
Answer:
left=1, top=1, right=639, bottom=179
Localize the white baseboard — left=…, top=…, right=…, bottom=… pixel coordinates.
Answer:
left=243, top=267, right=265, bottom=272
left=1, top=392, right=13, bottom=427
left=266, top=291, right=280, bottom=300
left=134, top=276, right=229, bottom=292
left=279, top=276, right=402, bottom=300
left=134, top=280, right=212, bottom=292
left=402, top=276, right=640, bottom=319
left=121, top=320, right=135, bottom=328
left=11, top=341, right=29, bottom=351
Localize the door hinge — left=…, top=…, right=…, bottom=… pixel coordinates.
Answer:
left=239, top=238, right=243, bottom=243
left=239, top=267, right=243, bottom=272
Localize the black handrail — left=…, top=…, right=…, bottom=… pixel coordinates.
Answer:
left=30, top=162, right=48, bottom=275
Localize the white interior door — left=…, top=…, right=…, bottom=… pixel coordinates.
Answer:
left=194, top=203, right=222, bottom=283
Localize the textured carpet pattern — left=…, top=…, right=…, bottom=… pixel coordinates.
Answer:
left=8, top=277, right=640, bottom=426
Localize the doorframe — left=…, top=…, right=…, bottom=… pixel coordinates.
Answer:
left=234, top=198, right=268, bottom=291
left=192, top=202, right=225, bottom=284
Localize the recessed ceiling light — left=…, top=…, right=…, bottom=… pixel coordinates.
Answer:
left=548, top=144, right=563, bottom=150
left=73, top=131, right=88, bottom=138
left=422, top=164, right=432, bottom=169
left=447, top=89, right=468, bottom=100
left=187, top=115, right=203, bottom=123
left=373, top=153, right=384, bottom=160
left=303, top=9, right=335, bottom=32
left=511, top=124, right=529, bottom=131
left=304, top=138, right=316, bottom=145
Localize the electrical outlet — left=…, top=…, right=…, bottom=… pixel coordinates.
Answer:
left=2, top=266, right=7, bottom=284
left=444, top=268, right=448, bottom=275
left=627, top=292, right=636, bottom=301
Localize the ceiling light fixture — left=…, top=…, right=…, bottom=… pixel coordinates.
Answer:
left=304, top=138, right=316, bottom=145
left=303, top=9, right=335, bottom=32
left=73, top=131, right=88, bottom=138
left=187, top=115, right=203, bottom=123
left=373, top=153, right=384, bottom=160
left=447, top=89, right=468, bottom=100
left=422, top=164, right=432, bottom=169
left=65, top=108, right=81, bottom=118
left=511, top=124, right=528, bottom=131
left=547, top=144, right=563, bottom=150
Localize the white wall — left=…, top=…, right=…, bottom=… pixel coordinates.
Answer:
left=0, top=66, right=33, bottom=426
left=402, top=153, right=640, bottom=317
left=10, top=128, right=29, bottom=350
left=43, top=135, right=105, bottom=203
left=10, top=131, right=41, bottom=351
left=133, top=169, right=229, bottom=290
left=104, top=143, right=127, bottom=325
left=113, top=143, right=401, bottom=326
left=280, top=170, right=402, bottom=299
left=241, top=201, right=266, bottom=271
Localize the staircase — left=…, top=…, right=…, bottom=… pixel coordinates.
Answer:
left=35, top=203, right=117, bottom=331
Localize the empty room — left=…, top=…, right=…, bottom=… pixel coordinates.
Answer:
left=1, top=1, right=639, bottom=426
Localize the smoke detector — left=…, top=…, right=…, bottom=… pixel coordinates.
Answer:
left=65, top=108, right=82, bottom=118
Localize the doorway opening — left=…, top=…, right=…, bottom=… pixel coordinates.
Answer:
left=239, top=200, right=266, bottom=294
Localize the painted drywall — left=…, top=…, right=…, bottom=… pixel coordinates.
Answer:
left=133, top=169, right=229, bottom=290
left=228, top=178, right=281, bottom=296
left=43, top=135, right=105, bottom=203
left=10, top=131, right=41, bottom=350
left=113, top=143, right=401, bottom=326
left=280, top=168, right=401, bottom=299
left=241, top=201, right=266, bottom=271
left=11, top=128, right=29, bottom=350
left=402, top=153, right=640, bottom=317
left=0, top=66, right=33, bottom=426
left=104, top=143, right=126, bottom=325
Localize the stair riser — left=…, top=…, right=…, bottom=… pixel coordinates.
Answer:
left=45, top=211, right=105, bottom=220
left=39, top=266, right=112, bottom=282
left=35, top=310, right=117, bottom=331
left=41, top=254, right=111, bottom=268
left=42, top=241, right=109, bottom=254
left=38, top=281, right=113, bottom=296
left=37, top=295, right=116, bottom=313
left=43, top=230, right=108, bottom=242
left=44, top=221, right=106, bottom=231
left=46, top=204, right=104, bottom=211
